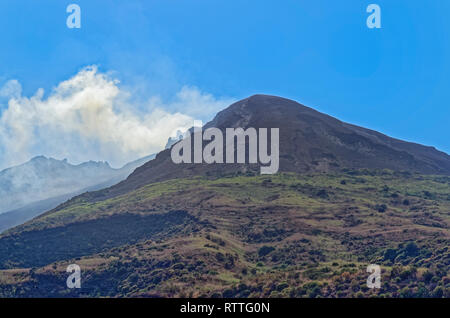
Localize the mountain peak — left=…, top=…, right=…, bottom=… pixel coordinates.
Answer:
left=30, top=155, right=48, bottom=162
left=86, top=95, right=449, bottom=201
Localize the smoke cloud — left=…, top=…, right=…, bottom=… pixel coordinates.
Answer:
left=0, top=66, right=233, bottom=169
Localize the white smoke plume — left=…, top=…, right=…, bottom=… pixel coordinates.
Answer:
left=0, top=66, right=233, bottom=169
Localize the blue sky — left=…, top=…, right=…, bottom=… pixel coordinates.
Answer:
left=0, top=0, right=449, bottom=168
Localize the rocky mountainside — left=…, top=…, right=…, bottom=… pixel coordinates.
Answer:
left=89, top=94, right=450, bottom=200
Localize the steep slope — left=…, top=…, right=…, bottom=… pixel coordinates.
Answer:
left=86, top=94, right=450, bottom=200
left=0, top=193, right=79, bottom=234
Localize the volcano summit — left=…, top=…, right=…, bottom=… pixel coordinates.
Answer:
left=94, top=94, right=450, bottom=199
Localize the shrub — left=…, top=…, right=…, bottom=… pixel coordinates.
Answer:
left=316, top=189, right=328, bottom=198
left=433, top=286, right=444, bottom=298
left=277, top=283, right=289, bottom=292
left=258, top=246, right=275, bottom=257
left=384, top=248, right=397, bottom=262
left=405, top=242, right=419, bottom=257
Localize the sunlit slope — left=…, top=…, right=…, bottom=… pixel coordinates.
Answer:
left=0, top=171, right=448, bottom=297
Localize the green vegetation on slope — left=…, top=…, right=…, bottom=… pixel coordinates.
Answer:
left=0, top=170, right=448, bottom=297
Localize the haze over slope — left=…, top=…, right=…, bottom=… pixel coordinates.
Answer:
left=0, top=154, right=154, bottom=215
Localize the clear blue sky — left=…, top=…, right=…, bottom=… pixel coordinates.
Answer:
left=0, top=0, right=449, bottom=154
